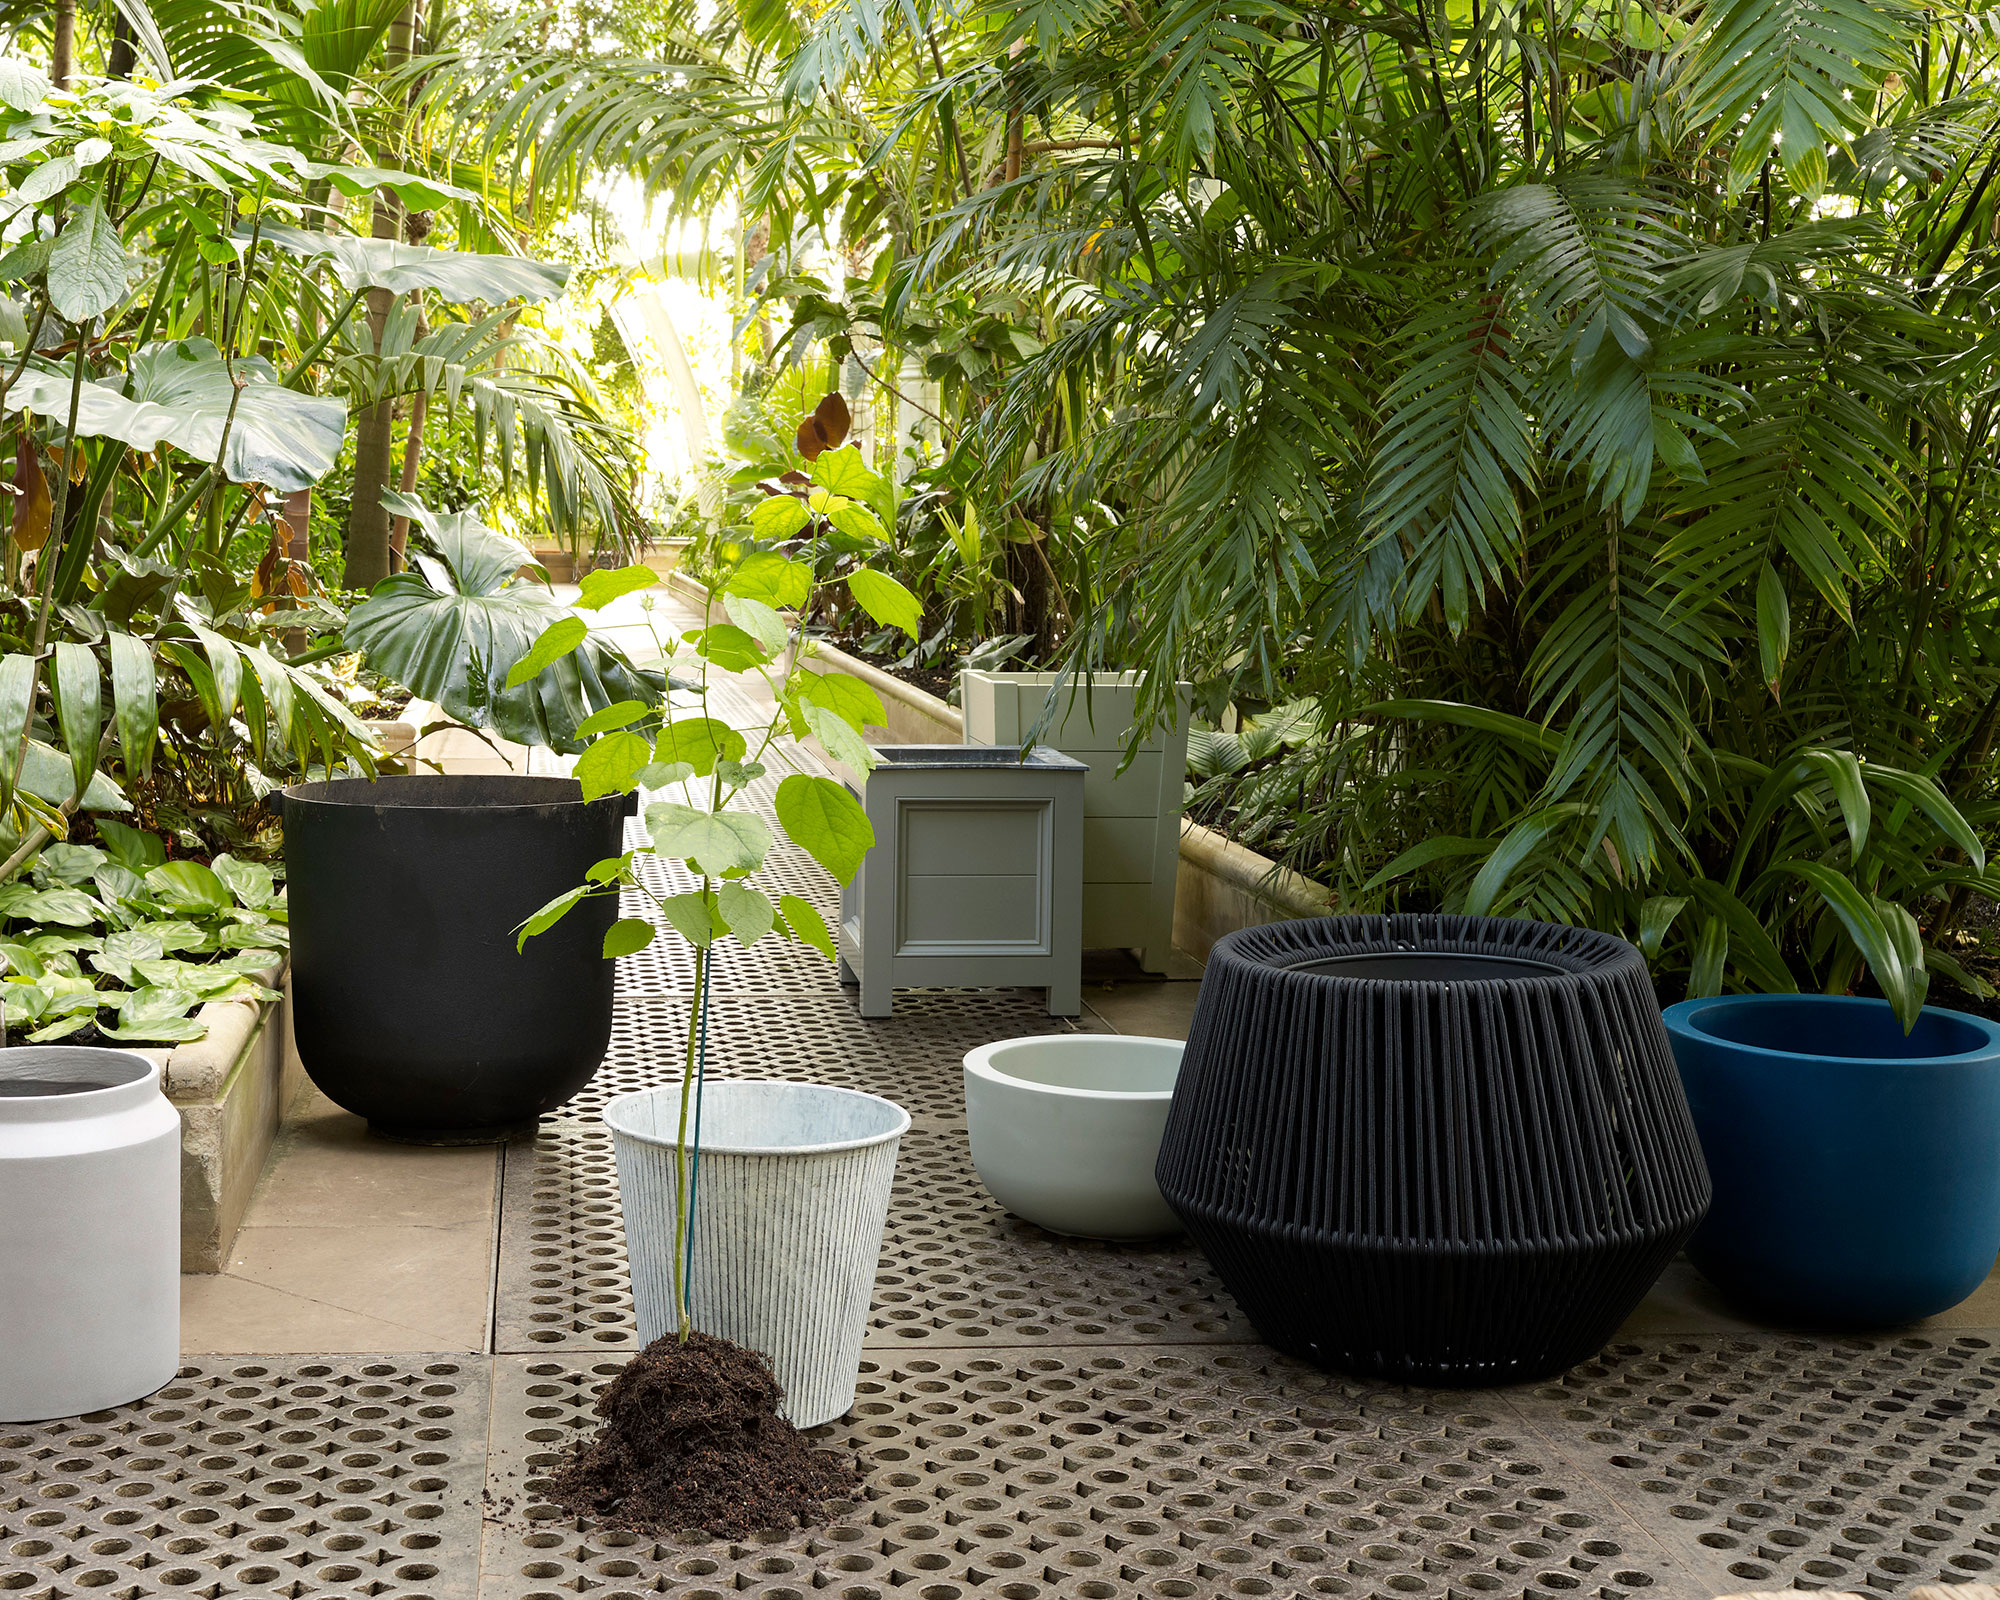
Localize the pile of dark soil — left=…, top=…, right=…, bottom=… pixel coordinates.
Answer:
left=543, top=1331, right=861, bottom=1539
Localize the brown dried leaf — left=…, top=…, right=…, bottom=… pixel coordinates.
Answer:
left=795, top=417, right=826, bottom=460
left=251, top=530, right=280, bottom=599
left=11, top=436, right=49, bottom=552
left=812, top=391, right=851, bottom=450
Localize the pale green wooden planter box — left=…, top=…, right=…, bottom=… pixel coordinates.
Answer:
left=839, top=745, right=1086, bottom=1018
left=960, top=670, right=1190, bottom=974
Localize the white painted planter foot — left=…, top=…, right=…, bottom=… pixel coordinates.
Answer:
left=0, top=1048, right=180, bottom=1422
left=964, top=1034, right=1183, bottom=1240
left=606, top=1079, right=909, bottom=1429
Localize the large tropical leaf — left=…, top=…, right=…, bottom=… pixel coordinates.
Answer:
left=1, top=341, right=345, bottom=493
left=402, top=17, right=760, bottom=216
left=1364, top=287, right=1535, bottom=630
left=344, top=495, right=667, bottom=750
left=254, top=223, right=570, bottom=302
left=130, top=0, right=352, bottom=145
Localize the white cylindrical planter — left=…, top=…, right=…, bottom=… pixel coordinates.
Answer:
left=0, top=1047, right=180, bottom=1422
left=605, top=1080, right=908, bottom=1429
left=964, top=1034, right=1183, bottom=1240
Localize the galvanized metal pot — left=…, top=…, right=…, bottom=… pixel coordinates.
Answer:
left=605, top=1079, right=909, bottom=1428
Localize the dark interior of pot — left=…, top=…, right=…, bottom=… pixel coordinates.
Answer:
left=288, top=774, right=586, bottom=808
left=0, top=1048, right=150, bottom=1097
left=878, top=745, right=1072, bottom=768
left=1287, top=951, right=1569, bottom=982
left=1689, top=996, right=1990, bottom=1060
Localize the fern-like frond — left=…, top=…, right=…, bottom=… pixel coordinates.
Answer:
left=1363, top=285, right=1535, bottom=631
left=1677, top=0, right=1920, bottom=191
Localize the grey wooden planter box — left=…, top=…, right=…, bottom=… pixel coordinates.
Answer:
left=960, top=670, right=1190, bottom=973
left=838, top=745, right=1085, bottom=1018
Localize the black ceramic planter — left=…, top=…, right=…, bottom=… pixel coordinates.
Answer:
left=282, top=775, right=625, bottom=1143
left=1157, top=914, right=1711, bottom=1385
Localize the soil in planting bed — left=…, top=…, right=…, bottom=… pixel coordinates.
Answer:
left=822, top=636, right=960, bottom=704
left=543, top=1330, right=861, bottom=1538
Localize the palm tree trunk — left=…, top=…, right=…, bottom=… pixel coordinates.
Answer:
left=341, top=0, right=420, bottom=589
left=389, top=386, right=427, bottom=568
left=50, top=0, right=73, bottom=86
left=108, top=16, right=136, bottom=78
left=342, top=197, right=404, bottom=589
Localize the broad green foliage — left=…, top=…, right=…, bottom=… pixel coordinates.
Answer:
left=215, top=0, right=2000, bottom=1018
left=860, top=0, right=2000, bottom=1015
left=344, top=495, right=665, bottom=750
left=0, top=837, right=287, bottom=1043
left=0, top=49, right=653, bottom=1034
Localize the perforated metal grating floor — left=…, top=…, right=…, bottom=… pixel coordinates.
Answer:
left=11, top=735, right=2000, bottom=1597
left=0, top=1357, right=488, bottom=1599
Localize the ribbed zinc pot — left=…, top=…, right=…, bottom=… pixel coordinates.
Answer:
left=605, top=1080, right=909, bottom=1429
left=0, top=1046, right=180, bottom=1422
left=282, top=775, right=626, bottom=1143
left=1665, top=993, right=2000, bottom=1324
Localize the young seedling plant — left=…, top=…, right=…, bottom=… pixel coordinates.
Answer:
left=514, top=430, right=921, bottom=1340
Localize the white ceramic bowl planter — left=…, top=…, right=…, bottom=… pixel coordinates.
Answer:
left=605, top=1080, right=909, bottom=1429
left=964, top=1034, right=1184, bottom=1240
left=0, top=1047, right=180, bottom=1422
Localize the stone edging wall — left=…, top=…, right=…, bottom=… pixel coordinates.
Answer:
left=140, top=960, right=309, bottom=1272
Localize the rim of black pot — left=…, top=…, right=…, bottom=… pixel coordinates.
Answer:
left=1219, top=915, right=1642, bottom=986
left=282, top=773, right=610, bottom=811
left=1281, top=949, right=1573, bottom=983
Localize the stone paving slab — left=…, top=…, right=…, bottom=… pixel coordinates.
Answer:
left=0, top=1355, right=490, bottom=1600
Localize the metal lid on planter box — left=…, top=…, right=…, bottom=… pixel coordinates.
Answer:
left=871, top=743, right=1088, bottom=772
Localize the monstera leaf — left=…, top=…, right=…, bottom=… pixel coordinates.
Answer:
left=252, top=223, right=569, bottom=303
left=3, top=339, right=345, bottom=491
left=345, top=493, right=666, bottom=751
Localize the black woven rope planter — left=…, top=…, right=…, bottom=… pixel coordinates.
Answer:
left=1157, top=914, right=1710, bottom=1385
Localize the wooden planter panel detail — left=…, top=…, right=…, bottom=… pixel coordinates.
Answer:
left=960, top=671, right=1189, bottom=972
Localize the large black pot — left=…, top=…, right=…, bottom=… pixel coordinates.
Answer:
left=1157, top=914, right=1710, bottom=1385
left=282, top=774, right=626, bottom=1142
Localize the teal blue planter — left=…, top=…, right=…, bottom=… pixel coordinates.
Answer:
left=1664, top=994, right=2000, bottom=1325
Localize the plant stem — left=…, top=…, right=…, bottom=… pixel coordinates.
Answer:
left=670, top=922, right=709, bottom=1342
left=8, top=333, right=90, bottom=802
left=282, top=287, right=368, bottom=387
